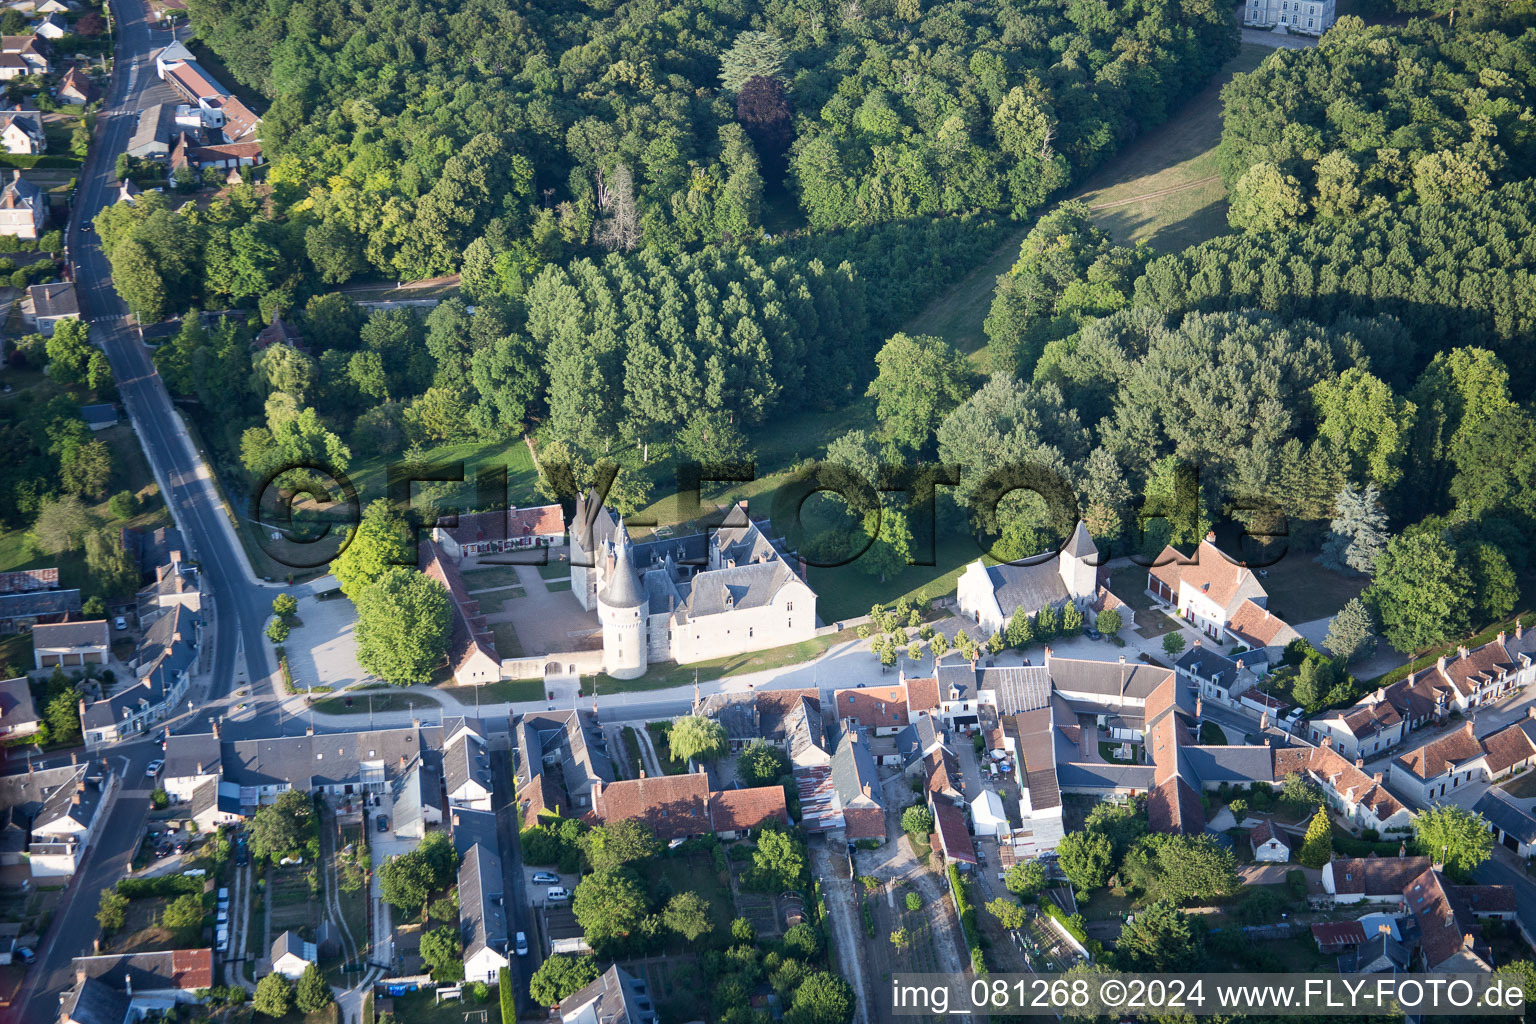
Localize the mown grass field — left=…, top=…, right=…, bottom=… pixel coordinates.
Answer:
left=1071, top=44, right=1273, bottom=251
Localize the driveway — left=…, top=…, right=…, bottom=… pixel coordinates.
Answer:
left=810, top=840, right=872, bottom=1024
left=1241, top=25, right=1319, bottom=47
left=284, top=594, right=368, bottom=692
left=370, top=808, right=416, bottom=970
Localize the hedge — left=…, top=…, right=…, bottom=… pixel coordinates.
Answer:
left=498, top=967, right=514, bottom=1024
left=118, top=874, right=202, bottom=898
left=0, top=154, right=82, bottom=169
left=948, top=864, right=987, bottom=974
left=1042, top=901, right=1088, bottom=945
left=1367, top=613, right=1535, bottom=688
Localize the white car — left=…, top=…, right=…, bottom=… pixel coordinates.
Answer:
left=514, top=932, right=529, bottom=956
left=546, top=887, right=570, bottom=903
left=145, top=759, right=164, bottom=778
left=114, top=616, right=128, bottom=630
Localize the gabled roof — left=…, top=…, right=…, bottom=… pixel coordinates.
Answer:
left=163, top=732, right=220, bottom=780
left=1480, top=721, right=1536, bottom=776
left=1406, top=867, right=1495, bottom=971
left=71, top=949, right=213, bottom=992
left=904, top=676, right=940, bottom=713
left=589, top=772, right=710, bottom=841
left=63, top=976, right=131, bottom=1024
left=1147, top=539, right=1269, bottom=619
left=1226, top=599, right=1301, bottom=649
left=1438, top=640, right=1516, bottom=699
left=830, top=728, right=884, bottom=841
left=708, top=787, right=788, bottom=834
left=1012, top=707, right=1061, bottom=811
left=1393, top=723, right=1487, bottom=782
left=271, top=930, right=314, bottom=964
left=0, top=675, right=38, bottom=730
left=983, top=560, right=1072, bottom=620
left=1328, top=856, right=1431, bottom=896
left=833, top=685, right=908, bottom=729
left=559, top=965, right=659, bottom=1024
left=1274, top=745, right=1406, bottom=821
left=441, top=506, right=565, bottom=546
left=1472, top=789, right=1536, bottom=846
left=930, top=797, right=976, bottom=864
left=1048, top=654, right=1172, bottom=702
left=0, top=587, right=80, bottom=620
left=31, top=618, right=108, bottom=649
left=1249, top=818, right=1287, bottom=849
left=459, top=843, right=507, bottom=962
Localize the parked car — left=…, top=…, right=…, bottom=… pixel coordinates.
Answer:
left=1084, top=628, right=1102, bottom=641
left=514, top=932, right=529, bottom=957
left=546, top=886, right=570, bottom=903
left=531, top=871, right=559, bottom=885
left=15, top=947, right=35, bottom=965
left=113, top=616, right=128, bottom=630
left=145, top=760, right=164, bottom=778
left=376, top=815, right=389, bottom=833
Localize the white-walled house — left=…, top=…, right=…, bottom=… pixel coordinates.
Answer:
left=1249, top=819, right=1290, bottom=863
left=270, top=931, right=315, bottom=979
left=32, top=619, right=108, bottom=669
left=1389, top=722, right=1490, bottom=805
left=956, top=521, right=1112, bottom=636
left=971, top=789, right=1009, bottom=837
left=1244, top=0, right=1336, bottom=35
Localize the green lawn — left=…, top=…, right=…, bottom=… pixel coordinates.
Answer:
left=656, top=853, right=736, bottom=937
left=311, top=689, right=442, bottom=714
left=1071, top=44, right=1273, bottom=252
left=345, top=437, right=540, bottom=512
left=646, top=721, right=686, bottom=774
left=472, top=589, right=524, bottom=616
left=1098, top=741, right=1140, bottom=764
left=537, top=561, right=569, bottom=581
left=461, top=567, right=527, bottom=591
left=1501, top=771, right=1536, bottom=800
left=441, top=678, right=545, bottom=703
left=621, top=725, right=645, bottom=780
left=1256, top=556, right=1368, bottom=626
left=897, top=224, right=1030, bottom=363
left=489, top=620, right=526, bottom=658
left=593, top=633, right=845, bottom=695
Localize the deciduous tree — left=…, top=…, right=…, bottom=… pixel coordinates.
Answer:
left=354, top=567, right=451, bottom=686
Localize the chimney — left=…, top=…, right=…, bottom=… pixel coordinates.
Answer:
left=305, top=724, right=314, bottom=736
left=1436, top=654, right=1447, bottom=674
left=1205, top=531, right=1216, bottom=543
left=71, top=751, right=78, bottom=765
left=862, top=782, right=872, bottom=798
left=1518, top=620, right=1525, bottom=640
left=73, top=791, right=81, bottom=805
left=1498, top=631, right=1507, bottom=646
left=1399, top=841, right=1407, bottom=858
left=1373, top=771, right=1383, bottom=784
left=211, top=719, right=220, bottom=737
left=1458, top=646, right=1469, bottom=661
left=411, top=717, right=421, bottom=729
left=1375, top=687, right=1385, bottom=704
left=1192, top=638, right=1201, bottom=648
left=1464, top=720, right=1475, bottom=737
left=124, top=973, right=131, bottom=998
left=1355, top=758, right=1364, bottom=768
left=1321, top=735, right=1332, bottom=749
left=1236, top=659, right=1245, bottom=671
left=638, top=769, right=645, bottom=779
left=196, top=762, right=203, bottom=774
left=1117, top=654, right=1125, bottom=665
left=1464, top=932, right=1476, bottom=949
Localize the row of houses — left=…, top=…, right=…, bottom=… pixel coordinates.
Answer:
left=1309, top=625, right=1536, bottom=760
left=1321, top=856, right=1515, bottom=971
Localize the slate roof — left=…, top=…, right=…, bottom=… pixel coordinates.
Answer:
left=71, top=949, right=213, bottom=992
left=31, top=619, right=108, bottom=650
left=597, top=534, right=645, bottom=609
left=30, top=281, right=79, bottom=320
left=0, top=762, right=105, bottom=840
left=163, top=732, right=220, bottom=780
left=271, top=930, right=314, bottom=965
left=1342, top=930, right=1410, bottom=973
left=830, top=728, right=884, bottom=841
left=0, top=587, right=80, bottom=621
left=1054, top=760, right=1156, bottom=790
left=443, top=725, right=491, bottom=799
left=1048, top=655, right=1172, bottom=702
left=896, top=716, right=947, bottom=770
left=1181, top=745, right=1275, bottom=784
left=63, top=976, right=131, bottom=1024
left=1472, top=789, right=1536, bottom=847
left=983, top=560, right=1071, bottom=619
left=694, top=691, right=759, bottom=744
left=448, top=806, right=499, bottom=857
left=559, top=965, right=658, bottom=1024
left=1321, top=699, right=1403, bottom=741
left=134, top=603, right=197, bottom=670
left=0, top=675, right=37, bottom=731
left=391, top=758, right=441, bottom=835
left=81, top=658, right=188, bottom=731
left=222, top=725, right=438, bottom=792
left=520, top=709, right=613, bottom=799
left=678, top=560, right=797, bottom=619
left=459, top=843, right=506, bottom=961
left=1329, top=856, right=1432, bottom=897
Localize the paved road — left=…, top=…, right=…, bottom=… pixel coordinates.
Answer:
left=5, top=0, right=293, bottom=1017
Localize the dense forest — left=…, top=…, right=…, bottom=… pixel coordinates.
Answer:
left=967, top=16, right=1536, bottom=684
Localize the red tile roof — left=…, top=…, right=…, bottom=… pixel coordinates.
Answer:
left=172, top=949, right=213, bottom=989
left=1310, top=921, right=1366, bottom=951
left=1393, top=723, right=1486, bottom=782
left=1481, top=721, right=1536, bottom=776
left=833, top=686, right=908, bottom=730
left=1327, top=856, right=1431, bottom=896
left=590, top=773, right=710, bottom=841
left=842, top=805, right=886, bottom=842
left=708, top=786, right=788, bottom=834
left=1147, top=539, right=1265, bottom=613
left=444, top=506, right=566, bottom=546
left=904, top=677, right=940, bottom=714
left=1226, top=599, right=1299, bottom=648
left=930, top=798, right=976, bottom=864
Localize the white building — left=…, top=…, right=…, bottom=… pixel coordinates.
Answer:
left=957, top=521, right=1126, bottom=637
left=0, top=761, right=113, bottom=877
left=443, top=719, right=493, bottom=811
left=1244, top=0, right=1336, bottom=35
left=559, top=965, right=659, bottom=1024
left=571, top=493, right=817, bottom=680
left=270, top=931, right=315, bottom=980
left=32, top=619, right=108, bottom=669
left=1147, top=534, right=1302, bottom=650
left=971, top=789, right=1009, bottom=837
left=1248, top=819, right=1290, bottom=863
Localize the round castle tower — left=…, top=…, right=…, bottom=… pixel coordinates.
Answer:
left=597, top=525, right=647, bottom=680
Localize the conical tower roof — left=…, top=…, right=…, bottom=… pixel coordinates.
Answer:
left=598, top=529, right=644, bottom=609
left=1062, top=519, right=1097, bottom=560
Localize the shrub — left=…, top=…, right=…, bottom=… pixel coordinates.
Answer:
left=1042, top=901, right=1089, bottom=945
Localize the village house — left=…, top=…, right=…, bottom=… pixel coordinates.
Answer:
left=929, top=795, right=978, bottom=870
left=56, top=66, right=98, bottom=104
left=34, top=13, right=67, bottom=39
left=0, top=676, right=39, bottom=740
left=443, top=718, right=493, bottom=810
left=1473, top=788, right=1536, bottom=858
left=1308, top=692, right=1406, bottom=760
left=832, top=684, right=909, bottom=736
left=1405, top=867, right=1514, bottom=972
left=558, top=965, right=659, bottom=1024
left=432, top=505, right=566, bottom=563
left=0, top=34, right=51, bottom=78
left=0, top=760, right=113, bottom=877
left=514, top=709, right=613, bottom=822
left=270, top=931, right=315, bottom=980
left=458, top=843, right=509, bottom=983
left=31, top=619, right=108, bottom=670
left=586, top=770, right=788, bottom=842
left=831, top=726, right=886, bottom=843
left=1389, top=722, right=1490, bottom=804
left=0, top=169, right=46, bottom=239
left=1274, top=743, right=1411, bottom=833
left=1145, top=533, right=1299, bottom=649
left=1322, top=856, right=1433, bottom=906
left=956, top=520, right=1131, bottom=635
left=81, top=404, right=117, bottom=431
left=1249, top=819, right=1291, bottom=862
left=25, top=281, right=81, bottom=336
left=68, top=949, right=213, bottom=1011
left=423, top=542, right=501, bottom=685
left=0, top=106, right=44, bottom=155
